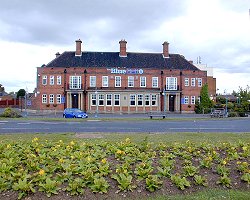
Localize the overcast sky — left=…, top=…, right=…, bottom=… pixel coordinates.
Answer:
left=0, top=0, right=249, bottom=94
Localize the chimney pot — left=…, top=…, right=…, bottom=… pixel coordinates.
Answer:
left=162, top=41, right=169, bottom=58
left=55, top=52, right=60, bottom=58
left=75, top=39, right=82, bottom=56
left=119, top=39, right=127, bottom=57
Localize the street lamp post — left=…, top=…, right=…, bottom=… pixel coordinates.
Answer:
left=162, top=90, right=166, bottom=113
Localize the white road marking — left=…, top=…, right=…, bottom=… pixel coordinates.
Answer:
left=17, top=123, right=31, bottom=125
left=169, top=128, right=232, bottom=130
left=2, top=128, right=50, bottom=130
left=0, top=121, right=8, bottom=123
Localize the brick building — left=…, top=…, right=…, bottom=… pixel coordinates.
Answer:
left=36, top=39, right=211, bottom=113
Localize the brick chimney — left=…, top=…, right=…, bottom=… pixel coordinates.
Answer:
left=75, top=39, right=82, bottom=56
left=162, top=41, right=169, bottom=58
left=119, top=39, right=127, bottom=57
left=55, top=52, right=60, bottom=58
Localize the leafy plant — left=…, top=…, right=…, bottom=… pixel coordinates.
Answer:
left=134, top=162, right=154, bottom=180
left=194, top=175, right=208, bottom=186
left=157, top=166, right=171, bottom=178
left=111, top=173, right=134, bottom=191
left=39, top=177, right=61, bottom=197
left=241, top=173, right=250, bottom=184
left=64, top=177, right=85, bottom=195
left=183, top=165, right=199, bottom=177
left=216, top=164, right=230, bottom=176
left=216, top=175, right=231, bottom=188
left=89, top=176, right=109, bottom=194
left=12, top=176, right=35, bottom=199
left=171, top=174, right=191, bottom=190
left=145, top=175, right=163, bottom=192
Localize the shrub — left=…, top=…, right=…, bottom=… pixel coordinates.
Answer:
left=228, top=112, right=238, bottom=117
left=0, top=107, right=22, bottom=118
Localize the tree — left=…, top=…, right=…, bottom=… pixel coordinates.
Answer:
left=195, top=84, right=213, bottom=114
left=0, top=84, right=4, bottom=93
left=16, top=89, right=26, bottom=99
left=235, top=86, right=250, bottom=114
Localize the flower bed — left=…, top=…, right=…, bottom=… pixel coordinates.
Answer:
left=0, top=137, right=249, bottom=199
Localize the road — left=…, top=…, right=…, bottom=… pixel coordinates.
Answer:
left=0, top=118, right=250, bottom=134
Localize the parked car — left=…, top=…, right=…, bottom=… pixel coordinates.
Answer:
left=63, top=108, right=88, bottom=118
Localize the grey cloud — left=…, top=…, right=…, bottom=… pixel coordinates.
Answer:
left=0, top=0, right=187, bottom=46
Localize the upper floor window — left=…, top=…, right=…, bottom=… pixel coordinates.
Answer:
left=42, top=75, right=47, bottom=85
left=115, top=76, right=121, bottom=87
left=57, top=76, right=61, bottom=85
left=90, top=76, right=96, bottom=87
left=42, top=94, right=47, bottom=103
left=166, top=77, right=177, bottom=90
left=70, top=76, right=81, bottom=89
left=191, top=78, right=196, bottom=87
left=102, top=76, right=108, bottom=87
left=128, top=76, right=134, bottom=87
left=50, top=76, right=54, bottom=85
left=184, top=78, right=189, bottom=86
left=140, top=76, right=146, bottom=87
left=198, top=78, right=202, bottom=87
left=152, top=77, right=158, bottom=88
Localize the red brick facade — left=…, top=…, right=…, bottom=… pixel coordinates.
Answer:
left=35, top=40, right=209, bottom=113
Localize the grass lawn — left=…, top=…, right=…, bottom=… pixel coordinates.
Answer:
left=0, top=132, right=249, bottom=199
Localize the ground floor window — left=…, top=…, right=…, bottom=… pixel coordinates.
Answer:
left=114, top=94, right=120, bottom=106
left=145, top=94, right=150, bottom=106
left=49, top=94, right=54, bottom=104
left=151, top=94, right=157, bottom=106
left=191, top=96, right=195, bottom=104
left=184, top=96, right=189, bottom=104
left=57, top=94, right=61, bottom=104
left=137, top=94, right=143, bottom=106
left=42, top=94, right=47, bottom=104
left=106, top=94, right=112, bottom=106
left=98, top=94, right=104, bottom=106
left=130, top=94, right=136, bottom=106
left=91, top=94, right=97, bottom=106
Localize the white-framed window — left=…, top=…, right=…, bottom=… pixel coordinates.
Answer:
left=90, top=76, right=96, bottom=87
left=98, top=94, right=104, bottom=106
left=152, top=77, right=158, bottom=88
left=49, top=94, right=54, bottom=104
left=70, top=76, right=81, bottom=89
left=198, top=96, right=201, bottom=103
left=191, top=96, right=195, bottom=104
left=57, top=76, right=61, bottom=85
left=140, top=76, right=146, bottom=87
left=166, top=77, right=177, bottom=90
left=137, top=94, right=143, bottom=106
left=191, top=78, right=196, bottom=87
left=151, top=94, right=157, bottom=106
left=102, top=76, right=108, bottom=87
left=130, top=94, right=136, bottom=106
left=128, top=76, right=134, bottom=87
left=115, top=76, right=121, bottom=87
left=50, top=76, right=54, bottom=85
left=184, top=78, right=189, bottom=86
left=91, top=94, right=97, bottom=106
left=145, top=94, right=150, bottom=106
left=198, top=78, right=202, bottom=87
left=106, top=94, right=112, bottom=106
left=42, top=75, right=47, bottom=85
left=56, top=94, right=61, bottom=104
left=114, top=94, right=120, bottom=106
left=42, top=94, right=47, bottom=103
left=184, top=96, right=189, bottom=104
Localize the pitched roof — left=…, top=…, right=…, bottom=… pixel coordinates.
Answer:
left=46, top=51, right=200, bottom=71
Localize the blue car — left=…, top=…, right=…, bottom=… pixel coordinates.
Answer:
left=63, top=108, right=88, bottom=118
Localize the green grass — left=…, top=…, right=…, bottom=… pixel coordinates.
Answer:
left=1, top=132, right=250, bottom=145
left=150, top=189, right=250, bottom=200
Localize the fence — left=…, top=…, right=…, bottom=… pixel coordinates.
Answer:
left=0, top=99, right=19, bottom=108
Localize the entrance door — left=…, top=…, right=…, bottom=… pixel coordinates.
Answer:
left=169, top=95, right=175, bottom=112
left=71, top=94, right=79, bottom=108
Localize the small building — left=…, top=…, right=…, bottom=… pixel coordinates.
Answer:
left=35, top=39, right=214, bottom=113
